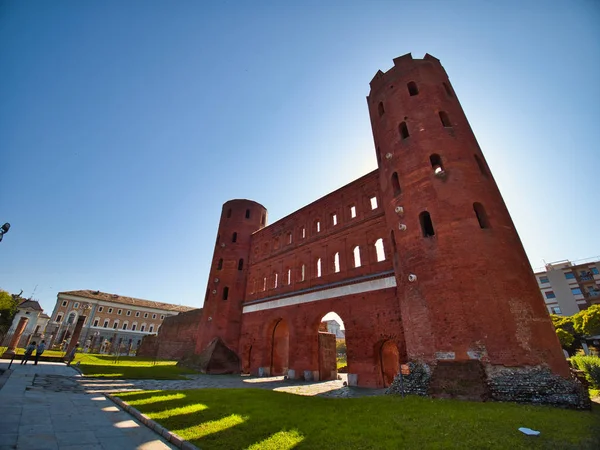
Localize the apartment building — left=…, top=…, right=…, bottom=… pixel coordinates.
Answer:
left=48, top=290, right=195, bottom=352
left=535, top=257, right=600, bottom=316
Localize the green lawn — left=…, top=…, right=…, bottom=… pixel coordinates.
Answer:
left=116, top=389, right=600, bottom=450
left=73, top=354, right=196, bottom=379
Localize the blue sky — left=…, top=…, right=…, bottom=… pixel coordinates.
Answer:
left=1, top=0, right=599, bottom=316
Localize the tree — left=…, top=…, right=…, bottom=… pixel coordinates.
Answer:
left=556, top=328, right=575, bottom=348
left=0, top=289, right=20, bottom=335
left=573, top=305, right=600, bottom=337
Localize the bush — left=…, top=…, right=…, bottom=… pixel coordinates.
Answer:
left=571, top=355, right=600, bottom=388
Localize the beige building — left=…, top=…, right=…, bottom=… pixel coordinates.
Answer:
left=49, top=290, right=195, bottom=353
left=535, top=257, right=600, bottom=316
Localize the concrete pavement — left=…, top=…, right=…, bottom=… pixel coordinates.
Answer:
left=0, top=360, right=176, bottom=450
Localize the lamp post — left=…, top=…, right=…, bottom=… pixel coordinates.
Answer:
left=0, top=223, right=10, bottom=243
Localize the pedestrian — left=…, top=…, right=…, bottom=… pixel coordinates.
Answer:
left=21, top=341, right=36, bottom=365
left=34, top=340, right=46, bottom=365
left=66, top=343, right=79, bottom=366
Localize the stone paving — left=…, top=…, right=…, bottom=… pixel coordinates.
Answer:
left=0, top=360, right=176, bottom=450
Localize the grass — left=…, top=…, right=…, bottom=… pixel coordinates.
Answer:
left=73, top=354, right=197, bottom=379
left=116, top=389, right=600, bottom=450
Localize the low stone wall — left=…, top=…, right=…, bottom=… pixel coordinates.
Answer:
left=386, top=362, right=591, bottom=409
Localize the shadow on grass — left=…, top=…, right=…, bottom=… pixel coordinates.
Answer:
left=116, top=389, right=600, bottom=450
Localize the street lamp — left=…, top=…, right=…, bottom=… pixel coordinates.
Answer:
left=0, top=223, right=10, bottom=243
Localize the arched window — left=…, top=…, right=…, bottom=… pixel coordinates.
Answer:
left=227, top=208, right=232, bottom=218
left=419, top=211, right=435, bottom=237
left=399, top=121, right=409, bottom=139
left=375, top=238, right=385, bottom=262
left=353, top=246, right=362, bottom=268
left=334, top=252, right=340, bottom=273
left=439, top=111, right=452, bottom=128
left=473, top=203, right=490, bottom=229
left=245, top=209, right=251, bottom=219
left=238, top=258, right=244, bottom=270
left=316, top=258, right=322, bottom=278
left=232, top=232, right=237, bottom=243
left=430, top=154, right=444, bottom=175
left=223, top=286, right=229, bottom=300
left=67, top=312, right=76, bottom=324
left=443, top=82, right=453, bottom=97
left=407, top=81, right=419, bottom=96
left=217, top=258, right=223, bottom=270
left=378, top=102, right=385, bottom=117
left=474, top=154, right=488, bottom=177
left=122, top=322, right=128, bottom=330
left=392, top=172, right=401, bottom=196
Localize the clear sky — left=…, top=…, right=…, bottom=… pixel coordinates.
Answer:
left=1, top=0, right=599, bottom=317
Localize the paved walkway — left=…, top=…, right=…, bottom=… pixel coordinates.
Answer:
left=0, top=360, right=176, bottom=450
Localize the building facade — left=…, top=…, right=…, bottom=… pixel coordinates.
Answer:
left=4, top=299, right=51, bottom=347
left=49, top=290, right=195, bottom=353
left=535, top=257, right=600, bottom=316
left=141, top=53, right=579, bottom=404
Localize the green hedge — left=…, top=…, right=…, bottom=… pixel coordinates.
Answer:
left=571, top=355, right=600, bottom=388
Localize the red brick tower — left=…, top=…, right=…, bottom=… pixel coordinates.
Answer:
left=195, top=199, right=267, bottom=355
left=367, top=53, right=569, bottom=377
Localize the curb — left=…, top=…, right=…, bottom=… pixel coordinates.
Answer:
left=106, top=394, right=200, bottom=450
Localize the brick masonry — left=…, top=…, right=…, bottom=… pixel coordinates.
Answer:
left=142, top=53, right=574, bottom=399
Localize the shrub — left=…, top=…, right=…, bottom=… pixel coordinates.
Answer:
left=571, top=355, right=600, bottom=388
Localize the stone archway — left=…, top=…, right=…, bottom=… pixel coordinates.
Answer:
left=379, top=340, right=400, bottom=387
left=270, top=319, right=289, bottom=376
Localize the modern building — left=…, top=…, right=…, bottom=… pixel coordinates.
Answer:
left=48, top=290, right=195, bottom=353
left=535, top=257, right=600, bottom=316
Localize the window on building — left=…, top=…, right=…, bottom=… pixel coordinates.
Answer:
left=141, top=325, right=146, bottom=332
left=439, top=111, right=452, bottom=128
left=132, top=324, right=137, bottom=331
left=301, top=264, right=306, bottom=282
left=144, top=313, right=148, bottom=318
left=113, top=321, right=119, bottom=329
left=274, top=273, right=279, bottom=288
left=332, top=214, right=338, bottom=226
left=74, top=302, right=79, bottom=309
left=103, top=319, right=109, bottom=328
left=245, top=209, right=250, bottom=219
left=370, top=196, right=378, bottom=210
left=430, top=154, right=444, bottom=175
left=67, top=312, right=76, bottom=324
left=149, top=325, right=154, bottom=333
left=56, top=314, right=63, bottom=323
left=407, top=81, right=419, bottom=96
left=223, top=287, right=229, bottom=300
left=263, top=277, right=267, bottom=291
left=317, top=258, right=322, bottom=277
left=108, top=308, right=113, bottom=314
left=232, top=232, right=237, bottom=243
left=117, top=309, right=122, bottom=315
left=316, top=220, right=321, bottom=233
left=135, top=311, right=140, bottom=317
left=545, top=291, right=556, bottom=299
left=474, top=155, right=488, bottom=177
left=571, top=288, right=583, bottom=296
left=152, top=314, right=156, bottom=319
left=93, top=319, right=99, bottom=327
left=551, top=306, right=562, bottom=314
left=287, top=268, right=291, bottom=285
left=420, top=211, right=435, bottom=237
left=539, top=276, right=549, bottom=284
left=443, top=82, right=453, bottom=97
left=287, top=232, right=292, bottom=244
left=126, top=310, right=131, bottom=316
left=353, top=246, right=362, bottom=268
left=161, top=315, right=165, bottom=320
left=591, top=267, right=599, bottom=275
left=62, top=300, right=67, bottom=307
left=217, top=258, right=223, bottom=270
left=350, top=205, right=356, bottom=218
left=301, top=226, right=306, bottom=239
left=375, top=238, right=385, bottom=262
left=399, top=121, right=409, bottom=139
left=565, top=273, right=575, bottom=280
left=122, top=322, right=128, bottom=330
left=473, top=203, right=490, bottom=229
left=392, top=172, right=401, bottom=196
left=378, top=102, right=385, bottom=117
left=238, top=258, right=244, bottom=270
left=334, top=252, right=340, bottom=273
left=98, top=306, right=103, bottom=312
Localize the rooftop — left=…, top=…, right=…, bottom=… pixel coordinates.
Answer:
left=58, top=290, right=196, bottom=313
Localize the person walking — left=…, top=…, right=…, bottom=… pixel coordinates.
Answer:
left=34, top=340, right=46, bottom=365
left=21, top=341, right=36, bottom=365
